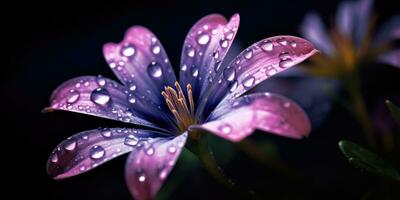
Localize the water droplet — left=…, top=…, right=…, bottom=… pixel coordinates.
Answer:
left=121, top=45, right=135, bottom=57
left=67, top=90, right=80, bottom=104
left=197, top=34, right=210, bottom=45
left=138, top=174, right=146, bottom=182
left=289, top=41, right=297, bottom=47
left=159, top=168, right=168, bottom=180
left=124, top=134, right=139, bottom=146
left=90, top=145, right=105, bottom=160
left=128, top=95, right=136, bottom=104
left=101, top=129, right=112, bottom=138
left=129, top=83, right=136, bottom=91
left=82, top=135, right=89, bottom=140
left=213, top=51, right=219, bottom=59
left=191, top=67, right=199, bottom=77
left=91, top=88, right=111, bottom=106
left=214, top=61, right=221, bottom=72
left=284, top=102, right=291, bottom=108
left=261, top=40, right=273, bottom=51
left=277, top=38, right=287, bottom=45
left=146, top=147, right=155, bottom=156
left=244, top=49, right=253, bottom=59
left=220, top=39, right=229, bottom=48
left=79, top=166, right=86, bottom=171
left=186, top=47, right=195, bottom=57
left=265, top=66, right=277, bottom=76
left=64, top=138, right=77, bottom=151
left=168, top=145, right=177, bottom=154
left=242, top=76, right=255, bottom=88
left=279, top=58, right=294, bottom=68
left=152, top=45, right=161, bottom=54
left=223, top=67, right=236, bottom=82
left=229, top=81, right=238, bottom=92
left=181, top=64, right=187, bottom=71
left=225, top=31, right=234, bottom=40
left=96, top=76, right=106, bottom=86
left=279, top=52, right=291, bottom=60
left=148, top=62, right=163, bottom=78
left=219, top=124, right=232, bottom=134
left=50, top=153, right=58, bottom=163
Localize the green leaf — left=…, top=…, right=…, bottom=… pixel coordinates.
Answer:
left=386, top=100, right=400, bottom=125
left=338, top=140, right=400, bottom=181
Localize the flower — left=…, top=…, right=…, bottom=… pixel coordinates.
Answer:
left=300, top=0, right=399, bottom=76
left=45, top=13, right=316, bottom=200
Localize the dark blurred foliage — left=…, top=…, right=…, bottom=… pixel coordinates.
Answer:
left=3, top=0, right=400, bottom=199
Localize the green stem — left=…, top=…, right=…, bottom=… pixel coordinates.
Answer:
left=236, top=139, right=303, bottom=182
left=188, top=136, right=260, bottom=200
left=342, top=73, right=377, bottom=150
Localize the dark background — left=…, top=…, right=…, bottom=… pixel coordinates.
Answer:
left=4, top=0, right=400, bottom=199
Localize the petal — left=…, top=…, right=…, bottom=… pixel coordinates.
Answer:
left=373, top=15, right=400, bottom=46
left=45, top=76, right=162, bottom=129
left=179, top=14, right=240, bottom=105
left=300, top=13, right=334, bottom=55
left=353, top=0, right=373, bottom=47
left=103, top=26, right=177, bottom=127
left=191, top=93, right=311, bottom=142
left=47, top=128, right=166, bottom=179
left=379, top=49, right=400, bottom=68
left=202, top=36, right=317, bottom=114
left=125, top=133, right=187, bottom=200
left=336, top=1, right=355, bottom=38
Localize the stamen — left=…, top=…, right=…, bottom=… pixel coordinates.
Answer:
left=161, top=82, right=196, bottom=131
left=187, top=84, right=195, bottom=115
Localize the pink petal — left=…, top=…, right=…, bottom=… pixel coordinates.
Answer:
left=125, top=133, right=187, bottom=200
left=179, top=13, right=240, bottom=104
left=47, top=128, right=166, bottom=179
left=103, top=26, right=177, bottom=120
left=45, top=76, right=159, bottom=129
left=216, top=36, right=317, bottom=107
left=191, top=93, right=311, bottom=142
left=379, top=49, right=400, bottom=68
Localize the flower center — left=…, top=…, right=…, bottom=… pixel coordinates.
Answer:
left=161, top=82, right=196, bottom=132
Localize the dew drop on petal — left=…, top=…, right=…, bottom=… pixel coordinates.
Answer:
left=197, top=33, right=210, bottom=45
left=146, top=147, right=155, bottom=156
left=121, top=45, right=135, bottom=57
left=101, top=129, right=112, bottom=138
left=128, top=95, right=136, bottom=104
left=212, top=51, right=219, bottom=59
left=91, top=88, right=111, bottom=106
left=266, top=66, right=278, bottom=76
left=152, top=45, right=161, bottom=54
left=277, top=38, right=287, bottom=45
left=79, top=166, right=86, bottom=171
left=67, top=90, right=80, bottom=104
left=129, top=83, right=137, bottom=91
left=147, top=62, right=163, bottom=78
left=225, top=31, right=234, bottom=40
left=279, top=58, right=294, bottom=68
left=220, top=39, right=229, bottom=48
left=191, top=67, right=199, bottom=77
left=219, top=124, right=232, bottom=134
left=96, top=76, right=106, bottom=86
left=244, top=49, right=253, bottom=59
left=223, top=67, right=236, bottom=82
left=229, top=80, right=238, bottom=92
left=124, top=134, right=139, bottom=146
left=181, top=64, right=187, bottom=71
left=50, top=153, right=58, bottom=163
left=64, top=138, right=77, bottom=151
left=90, top=145, right=105, bottom=160
left=290, top=41, right=297, bottom=47
left=138, top=174, right=146, bottom=182
left=168, top=145, right=177, bottom=154
left=186, top=46, right=195, bottom=57
left=159, top=168, right=168, bottom=180
left=242, top=76, right=255, bottom=88
left=261, top=40, right=273, bottom=51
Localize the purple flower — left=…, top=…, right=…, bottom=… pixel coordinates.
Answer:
left=300, top=0, right=399, bottom=75
left=45, top=13, right=316, bottom=200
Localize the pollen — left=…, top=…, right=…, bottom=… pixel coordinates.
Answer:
left=161, top=82, right=196, bottom=131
